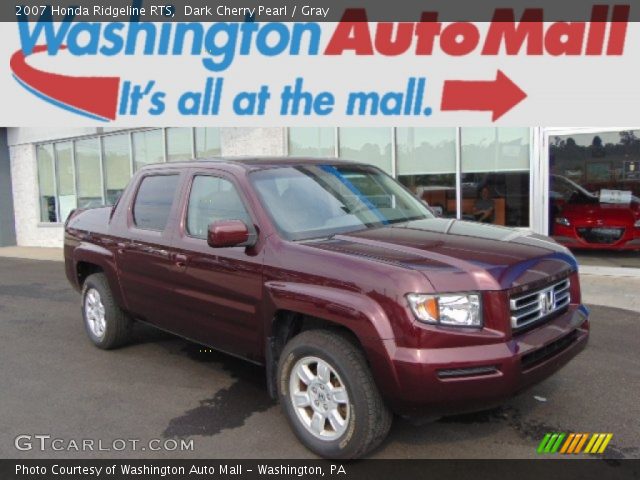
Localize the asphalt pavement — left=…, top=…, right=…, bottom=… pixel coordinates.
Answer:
left=0, top=257, right=638, bottom=460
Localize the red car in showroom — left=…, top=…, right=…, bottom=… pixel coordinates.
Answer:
left=551, top=175, right=640, bottom=250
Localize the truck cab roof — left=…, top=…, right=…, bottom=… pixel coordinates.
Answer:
left=138, top=157, right=367, bottom=172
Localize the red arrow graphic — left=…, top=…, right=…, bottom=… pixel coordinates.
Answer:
left=441, top=70, right=527, bottom=121
left=10, top=45, right=120, bottom=121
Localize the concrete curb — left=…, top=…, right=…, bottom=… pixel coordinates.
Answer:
left=580, top=265, right=640, bottom=278
left=0, top=246, right=63, bottom=262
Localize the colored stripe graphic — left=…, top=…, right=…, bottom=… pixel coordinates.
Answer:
left=559, top=433, right=575, bottom=453
left=537, top=433, right=552, bottom=453
left=567, top=433, right=583, bottom=453
left=538, top=433, right=613, bottom=454
left=549, top=433, right=566, bottom=453
left=10, top=45, right=120, bottom=121
left=596, top=434, right=613, bottom=453
left=585, top=433, right=613, bottom=454
left=544, top=434, right=558, bottom=453
left=574, top=433, right=589, bottom=453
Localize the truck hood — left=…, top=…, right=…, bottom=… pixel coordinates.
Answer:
left=306, top=218, right=577, bottom=291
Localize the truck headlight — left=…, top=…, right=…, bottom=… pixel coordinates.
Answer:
left=555, top=217, right=571, bottom=227
left=634, top=219, right=640, bottom=228
left=407, top=293, right=482, bottom=327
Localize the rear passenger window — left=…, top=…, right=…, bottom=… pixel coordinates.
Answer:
left=187, top=176, right=252, bottom=238
left=133, top=175, right=180, bottom=231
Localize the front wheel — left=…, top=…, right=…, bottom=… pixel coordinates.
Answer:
left=277, top=330, right=392, bottom=459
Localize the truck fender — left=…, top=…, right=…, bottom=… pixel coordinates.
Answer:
left=263, top=281, right=402, bottom=400
left=72, top=241, right=127, bottom=310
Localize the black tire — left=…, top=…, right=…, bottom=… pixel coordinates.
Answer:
left=277, top=330, right=392, bottom=459
left=81, top=273, right=132, bottom=349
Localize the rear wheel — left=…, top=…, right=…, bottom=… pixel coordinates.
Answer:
left=81, top=273, right=132, bottom=349
left=277, top=330, right=392, bottom=459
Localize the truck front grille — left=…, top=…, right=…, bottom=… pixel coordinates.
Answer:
left=510, top=278, right=571, bottom=331
left=521, top=330, right=578, bottom=370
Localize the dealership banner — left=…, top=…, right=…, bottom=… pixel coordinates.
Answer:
left=1, top=0, right=640, bottom=126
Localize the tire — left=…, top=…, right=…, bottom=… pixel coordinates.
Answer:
left=277, top=330, right=393, bottom=459
left=81, top=273, right=132, bottom=349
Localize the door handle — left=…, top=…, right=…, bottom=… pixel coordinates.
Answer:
left=174, top=254, right=188, bottom=269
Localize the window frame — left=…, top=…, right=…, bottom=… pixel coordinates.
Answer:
left=129, top=172, right=182, bottom=233
left=36, top=143, right=60, bottom=225
left=166, top=127, right=195, bottom=162
left=180, top=171, right=258, bottom=243
left=74, top=136, right=104, bottom=210
left=102, top=132, right=133, bottom=206
left=194, top=127, right=222, bottom=158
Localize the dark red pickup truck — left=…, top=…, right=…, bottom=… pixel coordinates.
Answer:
left=64, top=158, right=589, bottom=458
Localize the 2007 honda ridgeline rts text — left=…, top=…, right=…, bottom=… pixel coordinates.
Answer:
left=64, top=158, right=589, bottom=458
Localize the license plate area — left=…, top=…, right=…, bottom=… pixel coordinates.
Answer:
left=591, top=228, right=622, bottom=235
left=577, top=227, right=624, bottom=244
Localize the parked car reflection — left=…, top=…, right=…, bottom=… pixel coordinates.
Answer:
left=550, top=175, right=640, bottom=250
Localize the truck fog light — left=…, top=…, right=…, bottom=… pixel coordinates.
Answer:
left=407, top=293, right=482, bottom=327
left=555, top=217, right=571, bottom=227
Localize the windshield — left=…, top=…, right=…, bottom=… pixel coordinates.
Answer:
left=550, top=175, right=599, bottom=203
left=250, top=164, right=434, bottom=240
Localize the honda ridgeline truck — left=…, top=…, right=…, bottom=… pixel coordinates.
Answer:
left=64, top=158, right=590, bottom=458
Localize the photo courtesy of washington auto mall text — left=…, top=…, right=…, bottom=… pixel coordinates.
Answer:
left=0, top=0, right=639, bottom=479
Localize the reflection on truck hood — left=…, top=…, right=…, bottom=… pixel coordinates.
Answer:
left=307, top=218, right=577, bottom=291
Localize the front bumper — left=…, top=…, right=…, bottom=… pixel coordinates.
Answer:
left=553, top=230, right=640, bottom=251
left=382, top=304, right=589, bottom=417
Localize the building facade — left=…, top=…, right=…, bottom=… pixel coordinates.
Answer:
left=5, top=126, right=640, bottom=248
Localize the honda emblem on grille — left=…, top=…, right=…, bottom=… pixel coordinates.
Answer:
left=539, top=289, right=555, bottom=315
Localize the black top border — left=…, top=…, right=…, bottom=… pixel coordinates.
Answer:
left=4, top=0, right=640, bottom=22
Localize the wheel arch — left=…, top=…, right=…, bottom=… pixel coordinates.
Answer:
left=72, top=242, right=127, bottom=309
left=263, top=282, right=400, bottom=401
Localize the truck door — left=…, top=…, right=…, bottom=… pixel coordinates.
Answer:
left=170, top=171, right=264, bottom=360
left=116, top=172, right=186, bottom=333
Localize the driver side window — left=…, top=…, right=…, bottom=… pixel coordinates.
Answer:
left=186, top=176, right=252, bottom=239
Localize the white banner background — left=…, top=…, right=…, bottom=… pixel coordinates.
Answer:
left=0, top=21, right=638, bottom=126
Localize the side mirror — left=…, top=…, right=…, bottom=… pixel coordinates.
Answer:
left=207, top=220, right=256, bottom=248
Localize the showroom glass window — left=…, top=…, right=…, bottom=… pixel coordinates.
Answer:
left=289, top=127, right=336, bottom=157
left=75, top=138, right=103, bottom=209
left=54, top=142, right=76, bottom=220
left=461, top=128, right=530, bottom=227
left=195, top=127, right=222, bottom=157
left=36, top=145, right=57, bottom=222
left=167, top=127, right=193, bottom=162
left=550, top=130, right=640, bottom=197
left=103, top=134, right=131, bottom=205
left=133, top=129, right=164, bottom=170
left=396, top=128, right=457, bottom=217
left=338, top=128, right=393, bottom=173
left=36, top=128, right=222, bottom=222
